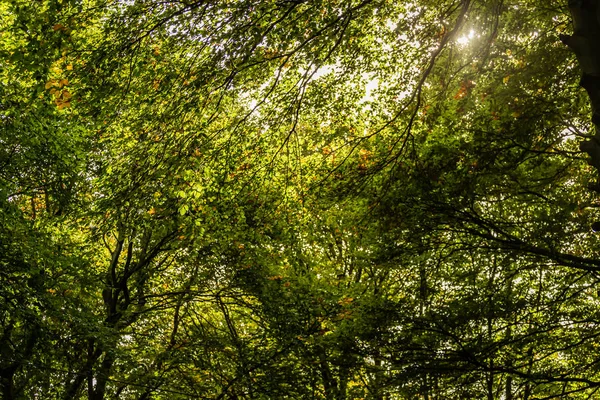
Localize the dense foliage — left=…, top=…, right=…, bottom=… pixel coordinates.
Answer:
left=2, top=0, right=600, bottom=398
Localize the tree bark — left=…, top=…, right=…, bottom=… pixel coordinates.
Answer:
left=561, top=0, right=600, bottom=194
left=0, top=365, right=17, bottom=400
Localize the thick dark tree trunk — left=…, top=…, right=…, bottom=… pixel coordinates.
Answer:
left=561, top=0, right=600, bottom=196
left=90, top=352, right=115, bottom=400
left=0, top=322, right=39, bottom=400
left=0, top=365, right=17, bottom=400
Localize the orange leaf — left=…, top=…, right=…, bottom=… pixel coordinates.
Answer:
left=338, top=297, right=354, bottom=306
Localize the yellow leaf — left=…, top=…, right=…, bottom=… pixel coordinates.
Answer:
left=59, top=79, right=69, bottom=87
left=338, top=297, right=354, bottom=306
left=55, top=99, right=70, bottom=109
left=66, top=64, right=73, bottom=70
left=45, top=80, right=56, bottom=89
left=337, top=309, right=353, bottom=320
left=503, top=76, right=510, bottom=84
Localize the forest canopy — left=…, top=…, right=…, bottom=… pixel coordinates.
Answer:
left=2, top=0, right=600, bottom=399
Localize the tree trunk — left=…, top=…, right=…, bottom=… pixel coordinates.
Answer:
left=562, top=0, right=600, bottom=196
left=319, top=359, right=338, bottom=400
left=337, top=365, right=349, bottom=400
left=0, top=322, right=39, bottom=400
left=90, top=352, right=115, bottom=400
left=0, top=365, right=17, bottom=400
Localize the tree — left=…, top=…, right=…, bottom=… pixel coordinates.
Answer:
left=4, top=0, right=600, bottom=398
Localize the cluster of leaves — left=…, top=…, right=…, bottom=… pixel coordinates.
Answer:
left=3, top=0, right=600, bottom=399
